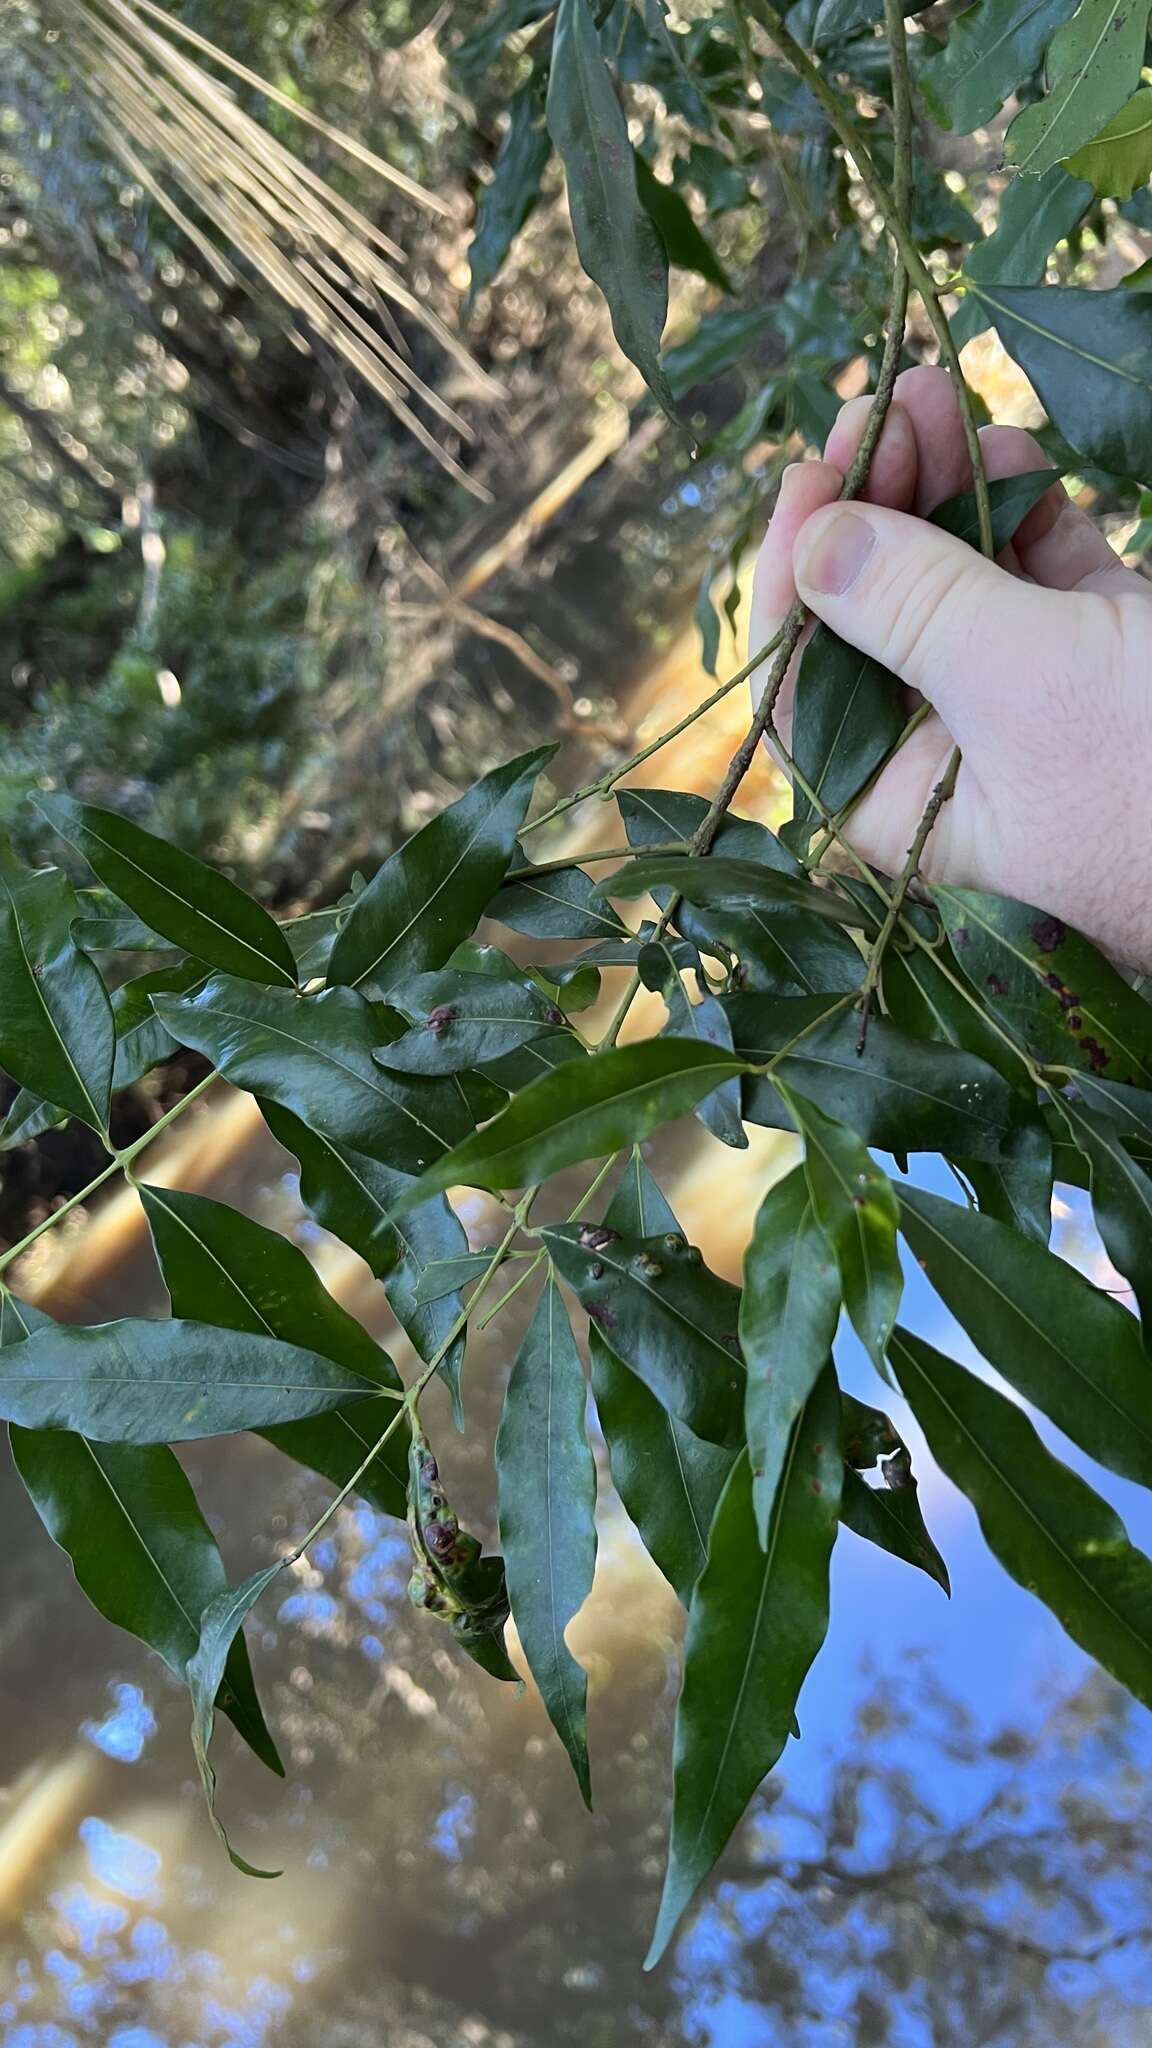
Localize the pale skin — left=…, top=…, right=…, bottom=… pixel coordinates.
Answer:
left=750, top=364, right=1152, bottom=972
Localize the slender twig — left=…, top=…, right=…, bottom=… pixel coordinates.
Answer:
left=505, top=842, right=687, bottom=881
left=477, top=1150, right=622, bottom=1330
left=854, top=749, right=960, bottom=1050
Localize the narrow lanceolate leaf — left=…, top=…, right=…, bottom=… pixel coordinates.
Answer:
left=155, top=977, right=473, bottom=1174
left=547, top=1219, right=745, bottom=1448
left=601, top=854, right=865, bottom=926
left=1004, top=0, right=1150, bottom=174
left=953, top=170, right=1093, bottom=347
left=396, top=1040, right=751, bottom=1208
left=140, top=1185, right=408, bottom=1518
left=786, top=1090, right=902, bottom=1371
left=377, top=969, right=565, bottom=1075
left=487, top=857, right=629, bottom=941
left=1053, top=1091, right=1152, bottom=1336
left=261, top=1105, right=470, bottom=1428
left=936, top=885, right=1152, bottom=1085
left=111, top=958, right=205, bottom=1093
left=891, top=1327, right=1152, bottom=1709
left=0, top=1318, right=377, bottom=1442
left=728, top=995, right=1015, bottom=1162
left=187, top=1563, right=285, bottom=1878
left=634, top=150, right=731, bottom=292
left=38, top=796, right=297, bottom=989
left=588, top=1155, right=734, bottom=1604
left=930, top=470, right=1062, bottom=551
left=0, top=859, right=114, bottom=1133
left=466, top=78, right=552, bottom=309
left=839, top=1465, right=950, bottom=1594
left=965, top=283, right=1152, bottom=480
left=741, top=1167, right=841, bottom=1545
left=898, top=1184, right=1152, bottom=1486
left=643, top=938, right=746, bottom=1150
left=645, top=1369, right=842, bottom=1968
left=920, top=0, right=1079, bottom=134
left=1064, top=87, right=1152, bottom=196
left=792, top=627, right=905, bottom=824
left=328, top=747, right=554, bottom=996
left=496, top=1280, right=597, bottom=1805
left=546, top=0, right=677, bottom=414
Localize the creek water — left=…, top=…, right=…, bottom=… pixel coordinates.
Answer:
left=3, top=579, right=1152, bottom=2046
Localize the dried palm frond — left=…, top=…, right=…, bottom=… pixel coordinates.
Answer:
left=32, top=0, right=499, bottom=497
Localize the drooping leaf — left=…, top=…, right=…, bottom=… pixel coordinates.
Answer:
left=920, top=0, right=1079, bottom=134
left=111, top=958, right=206, bottom=1093
left=642, top=937, right=746, bottom=1149
left=327, top=747, right=554, bottom=996
left=587, top=1154, right=734, bottom=1604
left=952, top=168, right=1093, bottom=346
left=1005, top=0, right=1150, bottom=175
left=140, top=1185, right=408, bottom=1518
left=694, top=563, right=723, bottom=676
left=891, top=1326, right=1152, bottom=1707
left=487, top=853, right=629, bottom=941
left=645, top=1368, right=842, bottom=1968
left=0, top=858, right=114, bottom=1134
left=466, top=78, right=552, bottom=309
left=965, top=282, right=1152, bottom=480
left=396, top=1039, right=751, bottom=1206
left=634, top=149, right=731, bottom=291
left=1063, top=85, right=1152, bottom=194
left=0, top=1317, right=378, bottom=1442
left=406, top=1420, right=518, bottom=1683
left=260, top=1105, right=470, bottom=1428
left=740, top=1165, right=841, bottom=1544
left=496, top=1278, right=597, bottom=1804
left=546, top=1218, right=745, bottom=1448
left=839, top=1464, right=950, bottom=1593
left=936, top=885, right=1152, bottom=1084
left=38, top=795, right=297, bottom=989
left=546, top=0, right=677, bottom=413
left=786, top=1090, right=902, bottom=1371
left=187, top=1562, right=285, bottom=1878
left=601, top=854, right=865, bottom=925
left=155, top=977, right=474, bottom=1173
left=452, top=0, right=553, bottom=84
left=1052, top=1090, right=1152, bottom=1335
left=376, top=969, right=565, bottom=1075
left=898, top=1184, right=1152, bottom=1485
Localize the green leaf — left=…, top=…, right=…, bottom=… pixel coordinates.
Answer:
left=663, top=304, right=777, bottom=397
left=920, top=0, right=1079, bottom=134
left=480, top=1028, right=587, bottom=1093
left=376, top=968, right=564, bottom=1075
left=645, top=1369, right=842, bottom=1968
left=1051, top=1090, right=1152, bottom=1335
left=487, top=854, right=629, bottom=941
left=0, top=1089, right=65, bottom=1150
left=642, top=937, right=746, bottom=1149
left=155, top=976, right=474, bottom=1172
left=839, top=1464, right=950, bottom=1593
left=961, top=1127, right=1055, bottom=1245
left=791, top=626, right=906, bottom=824
left=965, top=282, right=1152, bottom=479
left=786, top=1090, right=902, bottom=1371
left=466, top=79, right=552, bottom=309
left=588, top=1155, right=734, bottom=1603
left=412, top=1252, right=505, bottom=1303
left=547, top=0, right=677, bottom=413
left=1005, top=0, right=1150, bottom=174
left=546, top=1216, right=745, bottom=1447
left=634, top=150, right=731, bottom=291
left=601, top=854, right=865, bottom=925
left=952, top=169, right=1093, bottom=346
left=140, top=1185, right=408, bottom=1519
left=897, top=1184, right=1152, bottom=1485
left=327, top=747, right=554, bottom=995
left=740, top=1166, right=841, bottom=1544
left=187, top=1562, right=284, bottom=1878
left=935, top=885, right=1152, bottom=1085
left=283, top=906, right=342, bottom=980
left=496, top=1278, right=597, bottom=1804
left=890, top=1326, right=1152, bottom=1708
left=0, top=859, right=114, bottom=1134
left=260, top=1105, right=470, bottom=1428
left=396, top=1039, right=752, bottom=1206
left=930, top=469, right=1064, bottom=550
left=694, top=564, right=722, bottom=677
left=0, top=1317, right=378, bottom=1442
left=728, top=994, right=1016, bottom=1161
left=111, top=958, right=205, bottom=1092
left=1063, top=85, right=1152, bottom=194
left=39, top=795, right=297, bottom=990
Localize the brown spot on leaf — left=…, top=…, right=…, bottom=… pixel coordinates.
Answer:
left=578, top=1224, right=620, bottom=1252
left=985, top=973, right=1008, bottom=996
left=425, top=1004, right=456, bottom=1035
left=952, top=926, right=971, bottom=949
left=1030, top=915, right=1066, bottom=953
left=1080, top=1036, right=1110, bottom=1073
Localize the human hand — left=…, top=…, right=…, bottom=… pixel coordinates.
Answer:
left=750, top=365, right=1152, bottom=972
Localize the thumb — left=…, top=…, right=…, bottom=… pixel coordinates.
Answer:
left=791, top=501, right=1058, bottom=731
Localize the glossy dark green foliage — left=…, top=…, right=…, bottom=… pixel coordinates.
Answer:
left=641, top=937, right=746, bottom=1148
left=891, top=1328, right=1152, bottom=1707
left=398, top=1038, right=750, bottom=1205
left=378, top=968, right=565, bottom=1074
left=0, top=858, right=114, bottom=1133
left=141, top=1185, right=408, bottom=1518
left=327, top=747, right=553, bottom=995
left=111, top=957, right=205, bottom=1092
left=967, top=283, right=1152, bottom=480
left=603, top=853, right=865, bottom=925
left=740, top=1165, right=841, bottom=1543
left=634, top=150, right=730, bottom=291
left=546, top=0, right=676, bottom=414
left=496, top=1278, right=598, bottom=1802
left=1052, top=1091, right=1152, bottom=1336
left=898, top=1185, right=1152, bottom=1485
left=663, top=303, right=777, bottom=397
left=936, top=885, right=1152, bottom=1085
left=545, top=1218, right=745, bottom=1448
left=466, top=78, right=551, bottom=310
left=786, top=1089, right=902, bottom=1371
left=155, top=976, right=475, bottom=1172
left=0, top=1090, right=65, bottom=1151
left=488, top=852, right=629, bottom=940
left=587, top=1156, right=735, bottom=1604
left=952, top=169, right=1092, bottom=347
left=920, top=0, right=1079, bottom=135
left=188, top=1562, right=286, bottom=1877
left=39, top=796, right=297, bottom=989
left=1004, top=0, right=1150, bottom=173
left=646, top=1369, right=842, bottom=1967
left=840, top=1465, right=950, bottom=1593
left=930, top=469, right=1061, bottom=551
